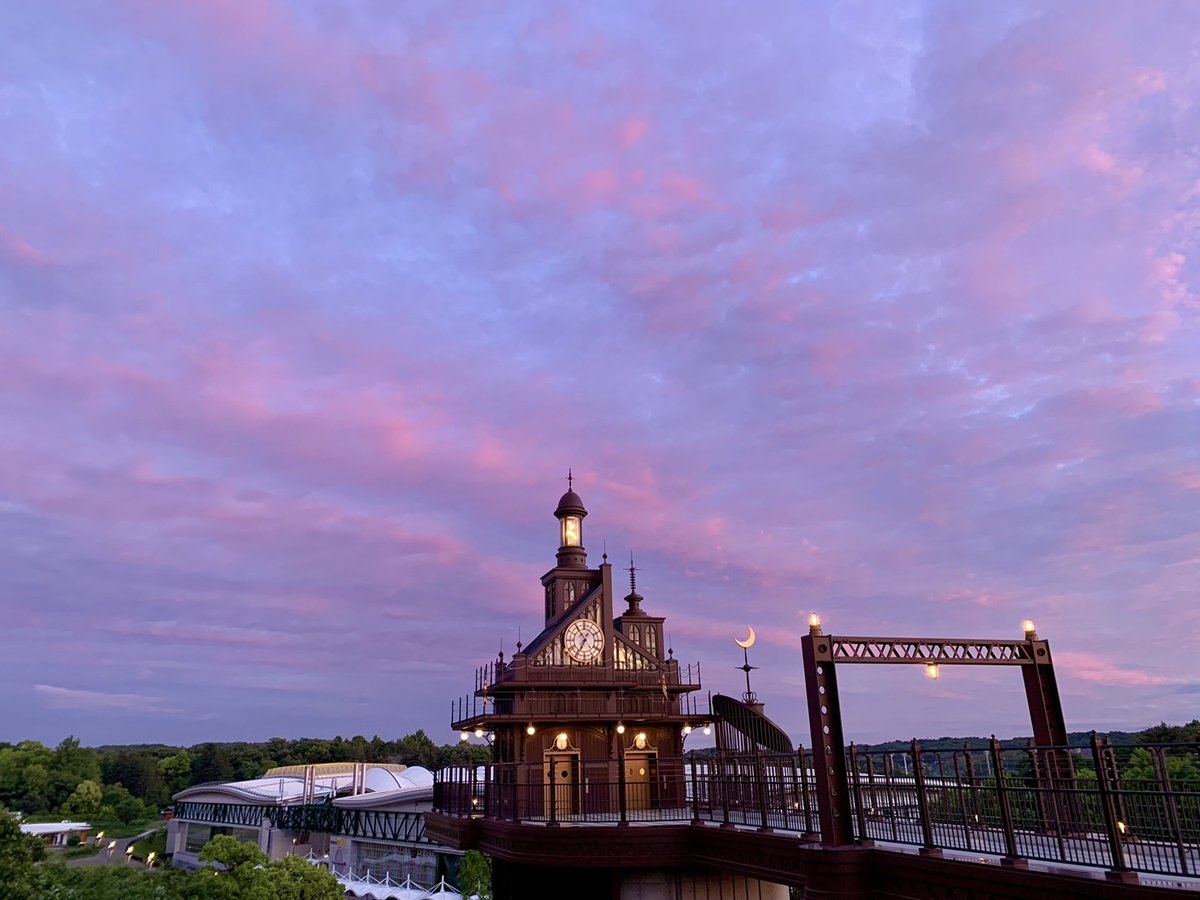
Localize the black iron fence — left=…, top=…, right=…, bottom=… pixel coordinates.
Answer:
left=434, top=737, right=1200, bottom=878
left=845, top=736, right=1200, bottom=878
left=434, top=752, right=817, bottom=830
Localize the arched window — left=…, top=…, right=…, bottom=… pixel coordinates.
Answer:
left=629, top=625, right=641, bottom=645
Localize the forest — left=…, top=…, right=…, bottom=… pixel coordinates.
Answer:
left=0, top=730, right=491, bottom=823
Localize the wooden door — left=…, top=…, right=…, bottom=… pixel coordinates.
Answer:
left=625, top=752, right=657, bottom=811
left=543, top=751, right=580, bottom=818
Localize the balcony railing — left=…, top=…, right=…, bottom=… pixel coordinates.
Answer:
left=433, top=753, right=815, bottom=831
left=450, top=689, right=708, bottom=731
left=467, top=660, right=702, bottom=693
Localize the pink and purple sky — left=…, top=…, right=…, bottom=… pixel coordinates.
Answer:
left=1, top=1, right=1198, bottom=748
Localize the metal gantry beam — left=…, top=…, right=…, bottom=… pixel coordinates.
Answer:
left=800, top=618, right=1070, bottom=857
left=818, top=637, right=1037, bottom=665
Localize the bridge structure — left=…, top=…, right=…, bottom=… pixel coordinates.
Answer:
left=425, top=483, right=1200, bottom=899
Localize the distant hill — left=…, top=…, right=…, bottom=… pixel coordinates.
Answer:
left=861, top=731, right=1139, bottom=753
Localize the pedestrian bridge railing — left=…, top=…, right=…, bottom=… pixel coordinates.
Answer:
left=432, top=736, right=1200, bottom=880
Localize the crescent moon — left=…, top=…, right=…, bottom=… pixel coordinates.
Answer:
left=735, top=626, right=756, bottom=649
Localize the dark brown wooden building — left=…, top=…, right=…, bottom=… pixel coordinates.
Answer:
left=450, top=483, right=704, bottom=820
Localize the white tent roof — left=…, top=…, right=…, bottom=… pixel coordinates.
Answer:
left=20, top=821, right=91, bottom=835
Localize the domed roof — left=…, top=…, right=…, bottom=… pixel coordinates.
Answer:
left=555, top=489, right=586, bottom=516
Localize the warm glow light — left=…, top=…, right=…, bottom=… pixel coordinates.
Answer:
left=925, top=662, right=940, bottom=680
left=808, top=612, right=821, bottom=629
left=616, top=722, right=626, bottom=734
left=107, top=841, right=116, bottom=850
left=526, top=723, right=536, bottom=735
left=1118, top=821, right=1127, bottom=834
left=562, top=515, right=581, bottom=547
left=1022, top=619, right=1036, bottom=634
left=702, top=724, right=711, bottom=736
left=126, top=846, right=134, bottom=855
left=474, top=727, right=485, bottom=738
left=682, top=723, right=692, bottom=734
left=460, top=731, right=469, bottom=742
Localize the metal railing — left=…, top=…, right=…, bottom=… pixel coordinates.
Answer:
left=433, top=737, right=1200, bottom=879
left=434, top=752, right=816, bottom=831
left=845, top=736, right=1200, bottom=878
left=450, top=687, right=707, bottom=730
left=469, top=660, right=702, bottom=693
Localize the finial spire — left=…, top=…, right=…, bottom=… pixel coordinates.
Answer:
left=567, top=468, right=573, bottom=491
left=628, top=552, right=637, bottom=594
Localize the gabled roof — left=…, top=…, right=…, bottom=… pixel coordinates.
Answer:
left=521, top=582, right=604, bottom=659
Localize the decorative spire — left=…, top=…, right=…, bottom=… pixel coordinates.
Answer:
left=567, top=468, right=573, bottom=491
left=623, top=552, right=643, bottom=614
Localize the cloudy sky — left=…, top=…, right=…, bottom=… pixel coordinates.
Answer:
left=1, top=1, right=1197, bottom=749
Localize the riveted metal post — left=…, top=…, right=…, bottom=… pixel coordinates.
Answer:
left=482, top=763, right=492, bottom=818
left=801, top=628, right=853, bottom=846
left=911, top=740, right=940, bottom=857
left=849, top=743, right=870, bottom=845
left=617, top=747, right=628, bottom=827
left=991, top=737, right=1026, bottom=867
left=719, top=755, right=733, bottom=828
left=755, top=750, right=772, bottom=833
left=798, top=745, right=816, bottom=837
left=690, top=750, right=701, bottom=824
left=1092, top=732, right=1135, bottom=881
left=1154, top=747, right=1189, bottom=876
left=951, top=748, right=973, bottom=852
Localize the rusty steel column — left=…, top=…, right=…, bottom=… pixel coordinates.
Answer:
left=802, top=624, right=854, bottom=846
left=1020, top=633, right=1069, bottom=748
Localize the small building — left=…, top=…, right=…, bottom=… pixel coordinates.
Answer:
left=169, top=762, right=459, bottom=885
left=20, top=821, right=92, bottom=846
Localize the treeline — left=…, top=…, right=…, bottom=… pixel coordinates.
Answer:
left=0, top=730, right=491, bottom=821
left=1, top=814, right=347, bottom=900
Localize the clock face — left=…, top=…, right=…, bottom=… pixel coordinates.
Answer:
left=563, top=618, right=604, bottom=663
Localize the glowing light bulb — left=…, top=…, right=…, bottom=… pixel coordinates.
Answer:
left=616, top=722, right=626, bottom=734
left=1022, top=619, right=1036, bottom=635
left=526, top=723, right=536, bottom=735
left=925, top=663, right=940, bottom=680
left=808, top=612, right=821, bottom=630
left=474, top=727, right=485, bottom=738
left=702, top=724, right=711, bottom=736
left=460, top=732, right=469, bottom=742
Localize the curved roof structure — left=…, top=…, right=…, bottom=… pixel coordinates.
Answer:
left=174, top=765, right=434, bottom=808
left=711, top=693, right=794, bottom=754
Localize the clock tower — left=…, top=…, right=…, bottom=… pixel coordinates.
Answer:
left=450, top=479, right=703, bottom=816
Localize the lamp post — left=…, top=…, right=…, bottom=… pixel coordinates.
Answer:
left=146, top=851, right=156, bottom=870
left=124, top=845, right=134, bottom=866
left=106, top=840, right=117, bottom=862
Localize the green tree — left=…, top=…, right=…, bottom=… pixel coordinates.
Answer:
left=159, top=749, right=193, bottom=797
left=0, top=804, right=47, bottom=900
left=101, top=783, right=152, bottom=824
left=62, top=780, right=103, bottom=818
left=191, top=744, right=234, bottom=784
left=458, top=849, right=492, bottom=899
left=199, top=835, right=342, bottom=899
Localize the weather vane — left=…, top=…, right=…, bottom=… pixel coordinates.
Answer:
left=735, top=626, right=757, bottom=704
